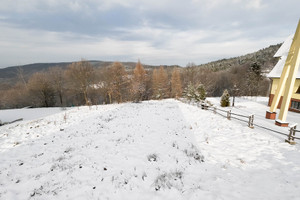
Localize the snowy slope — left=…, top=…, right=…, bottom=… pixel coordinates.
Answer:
left=0, top=99, right=300, bottom=200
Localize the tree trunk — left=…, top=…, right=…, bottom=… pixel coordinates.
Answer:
left=108, top=92, right=112, bottom=104
left=59, top=91, right=63, bottom=106
left=83, top=90, right=89, bottom=105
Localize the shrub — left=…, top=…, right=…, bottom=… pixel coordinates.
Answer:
left=220, top=89, right=230, bottom=107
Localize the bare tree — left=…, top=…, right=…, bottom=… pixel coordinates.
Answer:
left=182, top=65, right=197, bottom=88
left=152, top=66, right=169, bottom=99
left=205, top=70, right=233, bottom=97
left=48, top=66, right=65, bottom=106
left=92, top=67, right=109, bottom=104
left=65, top=60, right=95, bottom=105
left=132, top=60, right=146, bottom=102
left=152, top=69, right=159, bottom=99
left=102, top=62, right=129, bottom=104
left=171, top=68, right=182, bottom=98
left=28, top=72, right=55, bottom=107
left=1, top=83, right=31, bottom=108
left=17, top=66, right=28, bottom=90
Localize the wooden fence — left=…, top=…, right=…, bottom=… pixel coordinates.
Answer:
left=181, top=99, right=300, bottom=145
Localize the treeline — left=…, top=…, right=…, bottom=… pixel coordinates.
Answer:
left=0, top=59, right=269, bottom=109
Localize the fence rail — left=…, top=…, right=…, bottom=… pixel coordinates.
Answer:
left=180, top=99, right=299, bottom=144
left=285, top=125, right=299, bottom=145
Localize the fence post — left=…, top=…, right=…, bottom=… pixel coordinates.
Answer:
left=285, top=125, right=297, bottom=145
left=227, top=110, right=231, bottom=120
left=248, top=115, right=254, bottom=128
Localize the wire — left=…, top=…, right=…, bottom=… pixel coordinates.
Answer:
left=215, top=107, right=228, bottom=113
left=231, top=116, right=249, bottom=123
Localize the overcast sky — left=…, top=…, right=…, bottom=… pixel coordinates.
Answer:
left=0, top=0, right=299, bottom=68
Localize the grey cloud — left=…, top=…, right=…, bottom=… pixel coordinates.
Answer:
left=2, top=0, right=299, bottom=38
left=0, top=0, right=299, bottom=67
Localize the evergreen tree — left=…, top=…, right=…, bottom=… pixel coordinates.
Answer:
left=183, top=83, right=195, bottom=101
left=247, top=62, right=262, bottom=96
left=220, top=89, right=230, bottom=107
left=194, top=84, right=206, bottom=102
left=183, top=83, right=206, bottom=102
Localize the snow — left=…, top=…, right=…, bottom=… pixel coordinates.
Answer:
left=268, top=34, right=300, bottom=78
left=0, top=107, right=68, bottom=123
left=267, top=55, right=287, bottom=78
left=0, top=99, right=300, bottom=199
left=207, top=96, right=299, bottom=125
left=274, top=34, right=293, bottom=58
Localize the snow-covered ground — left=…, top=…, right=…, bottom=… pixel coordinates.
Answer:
left=0, top=99, right=300, bottom=199
left=207, top=97, right=299, bottom=141
left=207, top=96, right=299, bottom=125
left=0, top=107, right=68, bottom=123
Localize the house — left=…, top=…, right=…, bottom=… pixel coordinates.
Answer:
left=267, top=35, right=300, bottom=113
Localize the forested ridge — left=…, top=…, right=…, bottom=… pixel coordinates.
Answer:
left=0, top=43, right=281, bottom=109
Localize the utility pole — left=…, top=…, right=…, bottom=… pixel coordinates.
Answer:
left=232, top=84, right=239, bottom=107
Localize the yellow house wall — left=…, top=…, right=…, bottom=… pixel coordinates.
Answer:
left=271, top=78, right=300, bottom=100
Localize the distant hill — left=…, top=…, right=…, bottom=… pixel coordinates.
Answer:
left=0, top=43, right=282, bottom=85
left=197, top=44, right=281, bottom=72
left=0, top=61, right=168, bottom=85
left=0, top=62, right=71, bottom=85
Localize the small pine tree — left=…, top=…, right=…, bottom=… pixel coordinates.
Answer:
left=183, top=83, right=195, bottom=101
left=194, top=84, right=206, bottom=102
left=220, top=89, right=230, bottom=107
left=184, top=83, right=206, bottom=102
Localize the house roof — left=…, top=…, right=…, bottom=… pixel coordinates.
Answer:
left=267, top=34, right=300, bottom=79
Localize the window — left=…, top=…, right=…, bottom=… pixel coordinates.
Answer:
left=296, top=86, right=300, bottom=94
left=291, top=101, right=300, bottom=110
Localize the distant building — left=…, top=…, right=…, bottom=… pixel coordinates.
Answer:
left=267, top=35, right=300, bottom=113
